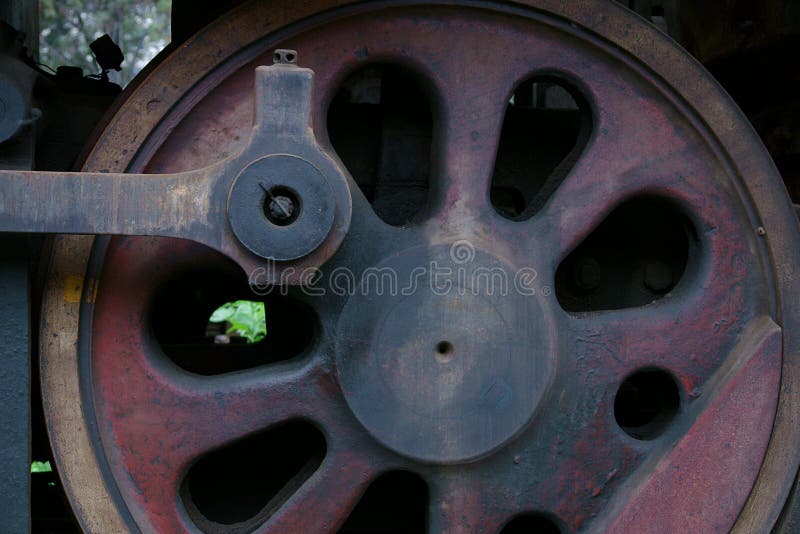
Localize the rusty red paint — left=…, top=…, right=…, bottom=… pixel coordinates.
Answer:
left=48, top=1, right=794, bottom=532
left=600, top=321, right=781, bottom=532
left=92, top=237, right=385, bottom=532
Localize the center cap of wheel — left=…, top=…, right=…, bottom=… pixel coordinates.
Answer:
left=336, top=244, right=556, bottom=464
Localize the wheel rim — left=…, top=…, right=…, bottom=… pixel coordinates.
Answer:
left=41, top=1, right=800, bottom=532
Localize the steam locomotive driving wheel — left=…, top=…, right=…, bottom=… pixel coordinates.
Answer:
left=16, top=0, right=800, bottom=532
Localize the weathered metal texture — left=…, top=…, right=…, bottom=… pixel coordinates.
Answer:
left=0, top=238, right=30, bottom=533
left=32, top=1, right=800, bottom=533
left=0, top=62, right=353, bottom=282
left=40, top=235, right=129, bottom=532
left=597, top=319, right=781, bottom=531
left=91, top=237, right=384, bottom=531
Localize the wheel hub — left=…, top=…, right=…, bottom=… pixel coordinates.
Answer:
left=336, top=244, right=555, bottom=463
left=228, top=154, right=336, bottom=261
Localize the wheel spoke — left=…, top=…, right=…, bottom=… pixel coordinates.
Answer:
left=427, top=470, right=510, bottom=534
left=258, top=449, right=379, bottom=533
left=523, top=46, right=750, bottom=274
left=562, top=177, right=765, bottom=378
left=496, top=317, right=781, bottom=531
left=85, top=232, right=394, bottom=532
left=321, top=179, right=410, bottom=275
left=86, top=235, right=361, bottom=531
left=588, top=317, right=781, bottom=532
left=93, top=340, right=346, bottom=531
left=427, top=56, right=512, bottom=224
left=137, top=359, right=331, bottom=463
left=531, top=135, right=719, bottom=266
left=94, top=346, right=337, bottom=468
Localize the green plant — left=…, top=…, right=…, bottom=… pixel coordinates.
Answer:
left=209, top=301, right=266, bottom=343
left=31, top=461, right=52, bottom=473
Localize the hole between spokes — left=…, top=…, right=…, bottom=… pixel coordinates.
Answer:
left=500, top=512, right=564, bottom=533
left=181, top=420, right=326, bottom=530
left=339, top=471, right=428, bottom=532
left=555, top=197, right=696, bottom=312
left=491, top=76, right=592, bottom=220
left=614, top=368, right=681, bottom=440
left=151, top=268, right=317, bottom=376
left=327, top=63, right=433, bottom=226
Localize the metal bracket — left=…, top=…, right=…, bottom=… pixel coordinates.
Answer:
left=0, top=51, right=353, bottom=284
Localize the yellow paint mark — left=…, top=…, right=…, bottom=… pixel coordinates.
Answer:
left=63, top=275, right=84, bottom=304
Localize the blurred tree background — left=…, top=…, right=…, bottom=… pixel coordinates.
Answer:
left=39, top=0, right=171, bottom=86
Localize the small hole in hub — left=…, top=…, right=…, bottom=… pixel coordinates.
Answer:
left=262, top=185, right=301, bottom=226
left=435, top=341, right=454, bottom=361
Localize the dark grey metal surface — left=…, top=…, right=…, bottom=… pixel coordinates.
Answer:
left=0, top=60, right=353, bottom=283
left=228, top=154, right=335, bottom=261
left=0, top=238, right=29, bottom=533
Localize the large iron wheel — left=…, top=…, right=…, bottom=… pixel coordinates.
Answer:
left=39, top=1, right=800, bottom=532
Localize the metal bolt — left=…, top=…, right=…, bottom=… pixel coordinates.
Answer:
left=574, top=258, right=601, bottom=291
left=261, top=183, right=299, bottom=226
left=644, top=261, right=673, bottom=293
left=268, top=195, right=296, bottom=221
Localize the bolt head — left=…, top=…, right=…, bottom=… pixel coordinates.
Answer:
left=644, top=261, right=674, bottom=293
left=574, top=258, right=601, bottom=291
left=267, top=194, right=297, bottom=223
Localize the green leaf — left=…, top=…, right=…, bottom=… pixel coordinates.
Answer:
left=208, top=300, right=266, bottom=344
left=209, top=302, right=235, bottom=323
left=31, top=461, right=52, bottom=473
